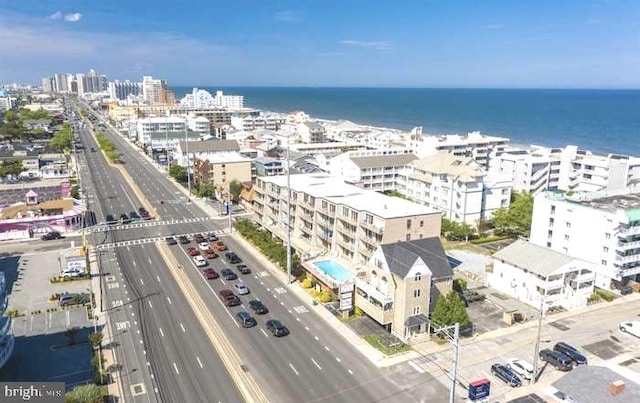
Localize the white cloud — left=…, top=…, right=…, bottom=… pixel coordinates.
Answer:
left=340, top=39, right=391, bottom=50
left=64, top=13, right=82, bottom=22
left=49, top=12, right=62, bottom=20
left=480, top=24, right=504, bottom=30
left=274, top=11, right=300, bottom=23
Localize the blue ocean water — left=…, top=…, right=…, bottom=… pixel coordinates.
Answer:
left=172, top=87, right=640, bottom=156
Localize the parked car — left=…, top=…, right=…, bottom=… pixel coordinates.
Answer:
left=233, top=283, right=250, bottom=295
left=506, top=358, right=534, bottom=380
left=193, top=256, right=207, bottom=267
left=204, top=249, right=218, bottom=259
left=539, top=349, right=573, bottom=371
left=206, top=233, right=218, bottom=242
left=249, top=300, right=268, bottom=315
left=202, top=268, right=219, bottom=280
left=462, top=290, right=486, bottom=303
left=178, top=235, right=189, bottom=244
left=41, top=231, right=62, bottom=241
left=129, top=211, right=141, bottom=221
left=237, top=264, right=251, bottom=275
left=165, top=236, right=177, bottom=245
left=225, top=252, right=242, bottom=264
left=119, top=213, right=130, bottom=224
left=553, top=342, right=588, bottom=365
left=620, top=320, right=640, bottom=338
left=213, top=241, right=228, bottom=251
left=219, top=289, right=241, bottom=306
left=620, top=285, right=634, bottom=295
left=194, top=233, right=205, bottom=243
left=187, top=247, right=200, bottom=256
left=490, top=364, right=523, bottom=387
left=236, top=311, right=257, bottom=328
left=198, top=242, right=210, bottom=250
left=58, top=293, right=90, bottom=307
left=220, top=268, right=237, bottom=281
left=266, top=320, right=289, bottom=337
left=105, top=214, right=116, bottom=225
left=138, top=207, right=151, bottom=220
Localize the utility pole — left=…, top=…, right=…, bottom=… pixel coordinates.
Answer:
left=532, top=297, right=546, bottom=384
left=286, top=135, right=292, bottom=284
left=165, top=114, right=169, bottom=170
left=227, top=181, right=232, bottom=233
left=185, top=120, right=191, bottom=197
left=432, top=322, right=461, bottom=403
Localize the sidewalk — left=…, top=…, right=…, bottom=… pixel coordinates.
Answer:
left=89, top=249, right=122, bottom=402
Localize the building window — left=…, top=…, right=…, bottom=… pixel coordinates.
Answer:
left=550, top=205, right=556, bottom=214
left=413, top=289, right=421, bottom=298
left=547, top=242, right=551, bottom=247
left=605, top=233, right=611, bottom=239
left=601, top=259, right=607, bottom=265
left=420, top=220, right=424, bottom=227
left=415, top=273, right=422, bottom=282
left=406, top=234, right=411, bottom=241
left=566, top=222, right=571, bottom=228
left=412, top=306, right=420, bottom=315
left=603, top=246, right=609, bottom=253
left=564, top=235, right=570, bottom=241
left=406, top=219, right=411, bottom=229
left=563, top=247, right=568, bottom=254
left=549, top=218, right=555, bottom=226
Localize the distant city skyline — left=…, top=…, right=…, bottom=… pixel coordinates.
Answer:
left=1, top=0, right=639, bottom=89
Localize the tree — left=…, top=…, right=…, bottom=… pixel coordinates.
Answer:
left=194, top=183, right=216, bottom=198
left=89, top=332, right=103, bottom=348
left=441, top=218, right=477, bottom=241
left=430, top=291, right=470, bottom=329
left=50, top=123, right=73, bottom=151
left=229, top=179, right=243, bottom=199
left=65, top=383, right=103, bottom=403
left=168, top=165, right=187, bottom=183
left=491, top=191, right=534, bottom=237
left=0, top=158, right=26, bottom=177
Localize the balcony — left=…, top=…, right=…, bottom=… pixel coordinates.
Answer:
left=618, top=224, right=640, bottom=236
left=336, top=237, right=356, bottom=251
left=359, top=233, right=378, bottom=247
left=316, top=230, right=332, bottom=242
left=360, top=220, right=384, bottom=234
left=615, top=254, right=640, bottom=264
left=299, top=224, right=313, bottom=235
left=300, top=198, right=315, bottom=210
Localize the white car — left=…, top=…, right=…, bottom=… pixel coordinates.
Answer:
left=233, top=283, right=250, bottom=295
left=620, top=320, right=640, bottom=338
left=198, top=242, right=210, bottom=250
left=193, top=256, right=207, bottom=267
left=506, top=358, right=534, bottom=380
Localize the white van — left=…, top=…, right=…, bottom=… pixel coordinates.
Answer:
left=619, top=320, right=640, bottom=338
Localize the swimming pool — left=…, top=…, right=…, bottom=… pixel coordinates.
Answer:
left=313, top=260, right=355, bottom=282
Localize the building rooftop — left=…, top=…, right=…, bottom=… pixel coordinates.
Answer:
left=138, top=116, right=186, bottom=124
left=178, top=139, right=240, bottom=153
left=351, top=153, right=417, bottom=169
left=552, top=365, right=640, bottom=403
left=544, top=190, right=640, bottom=215
left=260, top=174, right=438, bottom=219
left=420, top=131, right=509, bottom=147
left=381, top=238, right=453, bottom=279
left=254, top=157, right=282, bottom=165
left=148, top=131, right=200, bottom=140
left=198, top=152, right=252, bottom=164
left=493, top=240, right=577, bottom=276
left=410, top=153, right=484, bottom=182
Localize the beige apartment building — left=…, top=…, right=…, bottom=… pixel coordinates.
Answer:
left=193, top=153, right=254, bottom=188
left=252, top=174, right=442, bottom=266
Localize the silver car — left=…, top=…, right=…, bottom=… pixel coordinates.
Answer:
left=233, top=283, right=250, bottom=295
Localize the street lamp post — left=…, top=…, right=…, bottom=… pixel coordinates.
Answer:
left=531, top=296, right=547, bottom=384
left=165, top=115, right=169, bottom=170
left=185, top=120, right=192, bottom=197
left=286, top=135, right=292, bottom=284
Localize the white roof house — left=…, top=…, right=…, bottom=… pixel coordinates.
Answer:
left=489, top=240, right=596, bottom=310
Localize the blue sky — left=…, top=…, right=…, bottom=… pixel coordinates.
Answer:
left=1, top=0, right=639, bottom=88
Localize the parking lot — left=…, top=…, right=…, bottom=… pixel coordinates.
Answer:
left=0, top=239, right=95, bottom=387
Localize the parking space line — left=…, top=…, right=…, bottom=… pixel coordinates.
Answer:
left=311, top=358, right=322, bottom=370
left=289, top=363, right=299, bottom=376
left=260, top=328, right=269, bottom=338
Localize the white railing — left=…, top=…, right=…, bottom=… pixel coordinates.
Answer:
left=355, top=278, right=394, bottom=305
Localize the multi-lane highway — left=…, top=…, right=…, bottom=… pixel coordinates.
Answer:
left=74, top=100, right=449, bottom=402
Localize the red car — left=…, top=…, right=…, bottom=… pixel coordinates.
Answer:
left=204, top=249, right=218, bottom=259
left=194, top=233, right=205, bottom=243
left=187, top=247, right=200, bottom=256
left=203, top=268, right=219, bottom=279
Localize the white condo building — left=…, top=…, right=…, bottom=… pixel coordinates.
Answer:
left=230, top=113, right=286, bottom=131
left=180, top=88, right=244, bottom=109
left=406, top=129, right=509, bottom=168
left=0, top=272, right=14, bottom=369
left=490, top=145, right=640, bottom=195
left=135, top=116, right=209, bottom=144
left=108, top=80, right=143, bottom=101
left=397, top=153, right=512, bottom=225
left=530, top=190, right=640, bottom=289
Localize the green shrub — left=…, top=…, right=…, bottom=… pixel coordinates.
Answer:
left=65, top=383, right=103, bottom=403
left=310, top=289, right=321, bottom=298
left=453, top=278, right=467, bottom=292
left=319, top=290, right=333, bottom=303
left=595, top=288, right=614, bottom=302
left=470, top=236, right=511, bottom=245
left=89, top=332, right=103, bottom=348
left=301, top=278, right=313, bottom=289
left=354, top=306, right=364, bottom=317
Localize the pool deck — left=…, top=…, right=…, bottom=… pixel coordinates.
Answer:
left=304, top=256, right=361, bottom=288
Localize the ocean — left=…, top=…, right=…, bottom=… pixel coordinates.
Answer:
left=172, top=87, right=640, bottom=157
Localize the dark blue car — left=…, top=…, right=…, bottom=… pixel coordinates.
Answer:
left=490, top=364, right=522, bottom=387
left=553, top=342, right=588, bottom=365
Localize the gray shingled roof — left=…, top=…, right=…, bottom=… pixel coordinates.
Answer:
left=553, top=365, right=640, bottom=403
left=493, top=240, right=575, bottom=277
left=351, top=153, right=417, bottom=169
left=178, top=139, right=240, bottom=153
left=381, top=237, right=453, bottom=279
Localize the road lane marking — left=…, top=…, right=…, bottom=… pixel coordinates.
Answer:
left=336, top=357, right=341, bottom=363
left=348, top=369, right=353, bottom=375
left=159, top=328, right=164, bottom=337
left=408, top=361, right=425, bottom=374
left=156, top=275, right=161, bottom=282
left=288, top=309, right=292, bottom=313
left=197, top=357, right=204, bottom=368
left=148, top=300, right=153, bottom=308
left=311, top=358, right=322, bottom=370
left=260, top=328, right=269, bottom=338
left=66, top=311, right=70, bottom=327
left=315, top=336, right=319, bottom=341
left=296, top=317, right=301, bottom=322
left=133, top=260, right=136, bottom=267
left=180, top=323, right=186, bottom=332
left=289, top=363, right=299, bottom=376
left=140, top=279, right=144, bottom=285
left=167, top=297, right=172, bottom=305
left=148, top=258, right=152, bottom=264
left=173, top=363, right=180, bottom=374
left=305, top=326, right=309, bottom=331
left=280, top=302, right=284, bottom=306
left=324, top=346, right=330, bottom=351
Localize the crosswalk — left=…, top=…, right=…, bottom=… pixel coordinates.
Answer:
left=94, top=228, right=231, bottom=250
left=86, top=216, right=215, bottom=233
